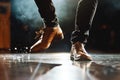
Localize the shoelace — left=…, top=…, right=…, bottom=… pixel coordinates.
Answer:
left=34, top=28, right=44, bottom=40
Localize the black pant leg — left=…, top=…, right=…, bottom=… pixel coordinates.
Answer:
left=71, top=0, right=98, bottom=44
left=34, top=0, right=58, bottom=27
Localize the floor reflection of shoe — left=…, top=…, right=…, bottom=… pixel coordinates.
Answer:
left=30, top=25, right=64, bottom=52
left=70, top=41, right=92, bottom=61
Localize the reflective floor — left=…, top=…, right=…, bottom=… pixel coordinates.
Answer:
left=0, top=53, right=120, bottom=80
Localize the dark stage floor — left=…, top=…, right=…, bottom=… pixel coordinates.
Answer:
left=0, top=53, right=120, bottom=80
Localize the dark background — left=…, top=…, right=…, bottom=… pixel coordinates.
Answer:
left=8, top=0, right=120, bottom=52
